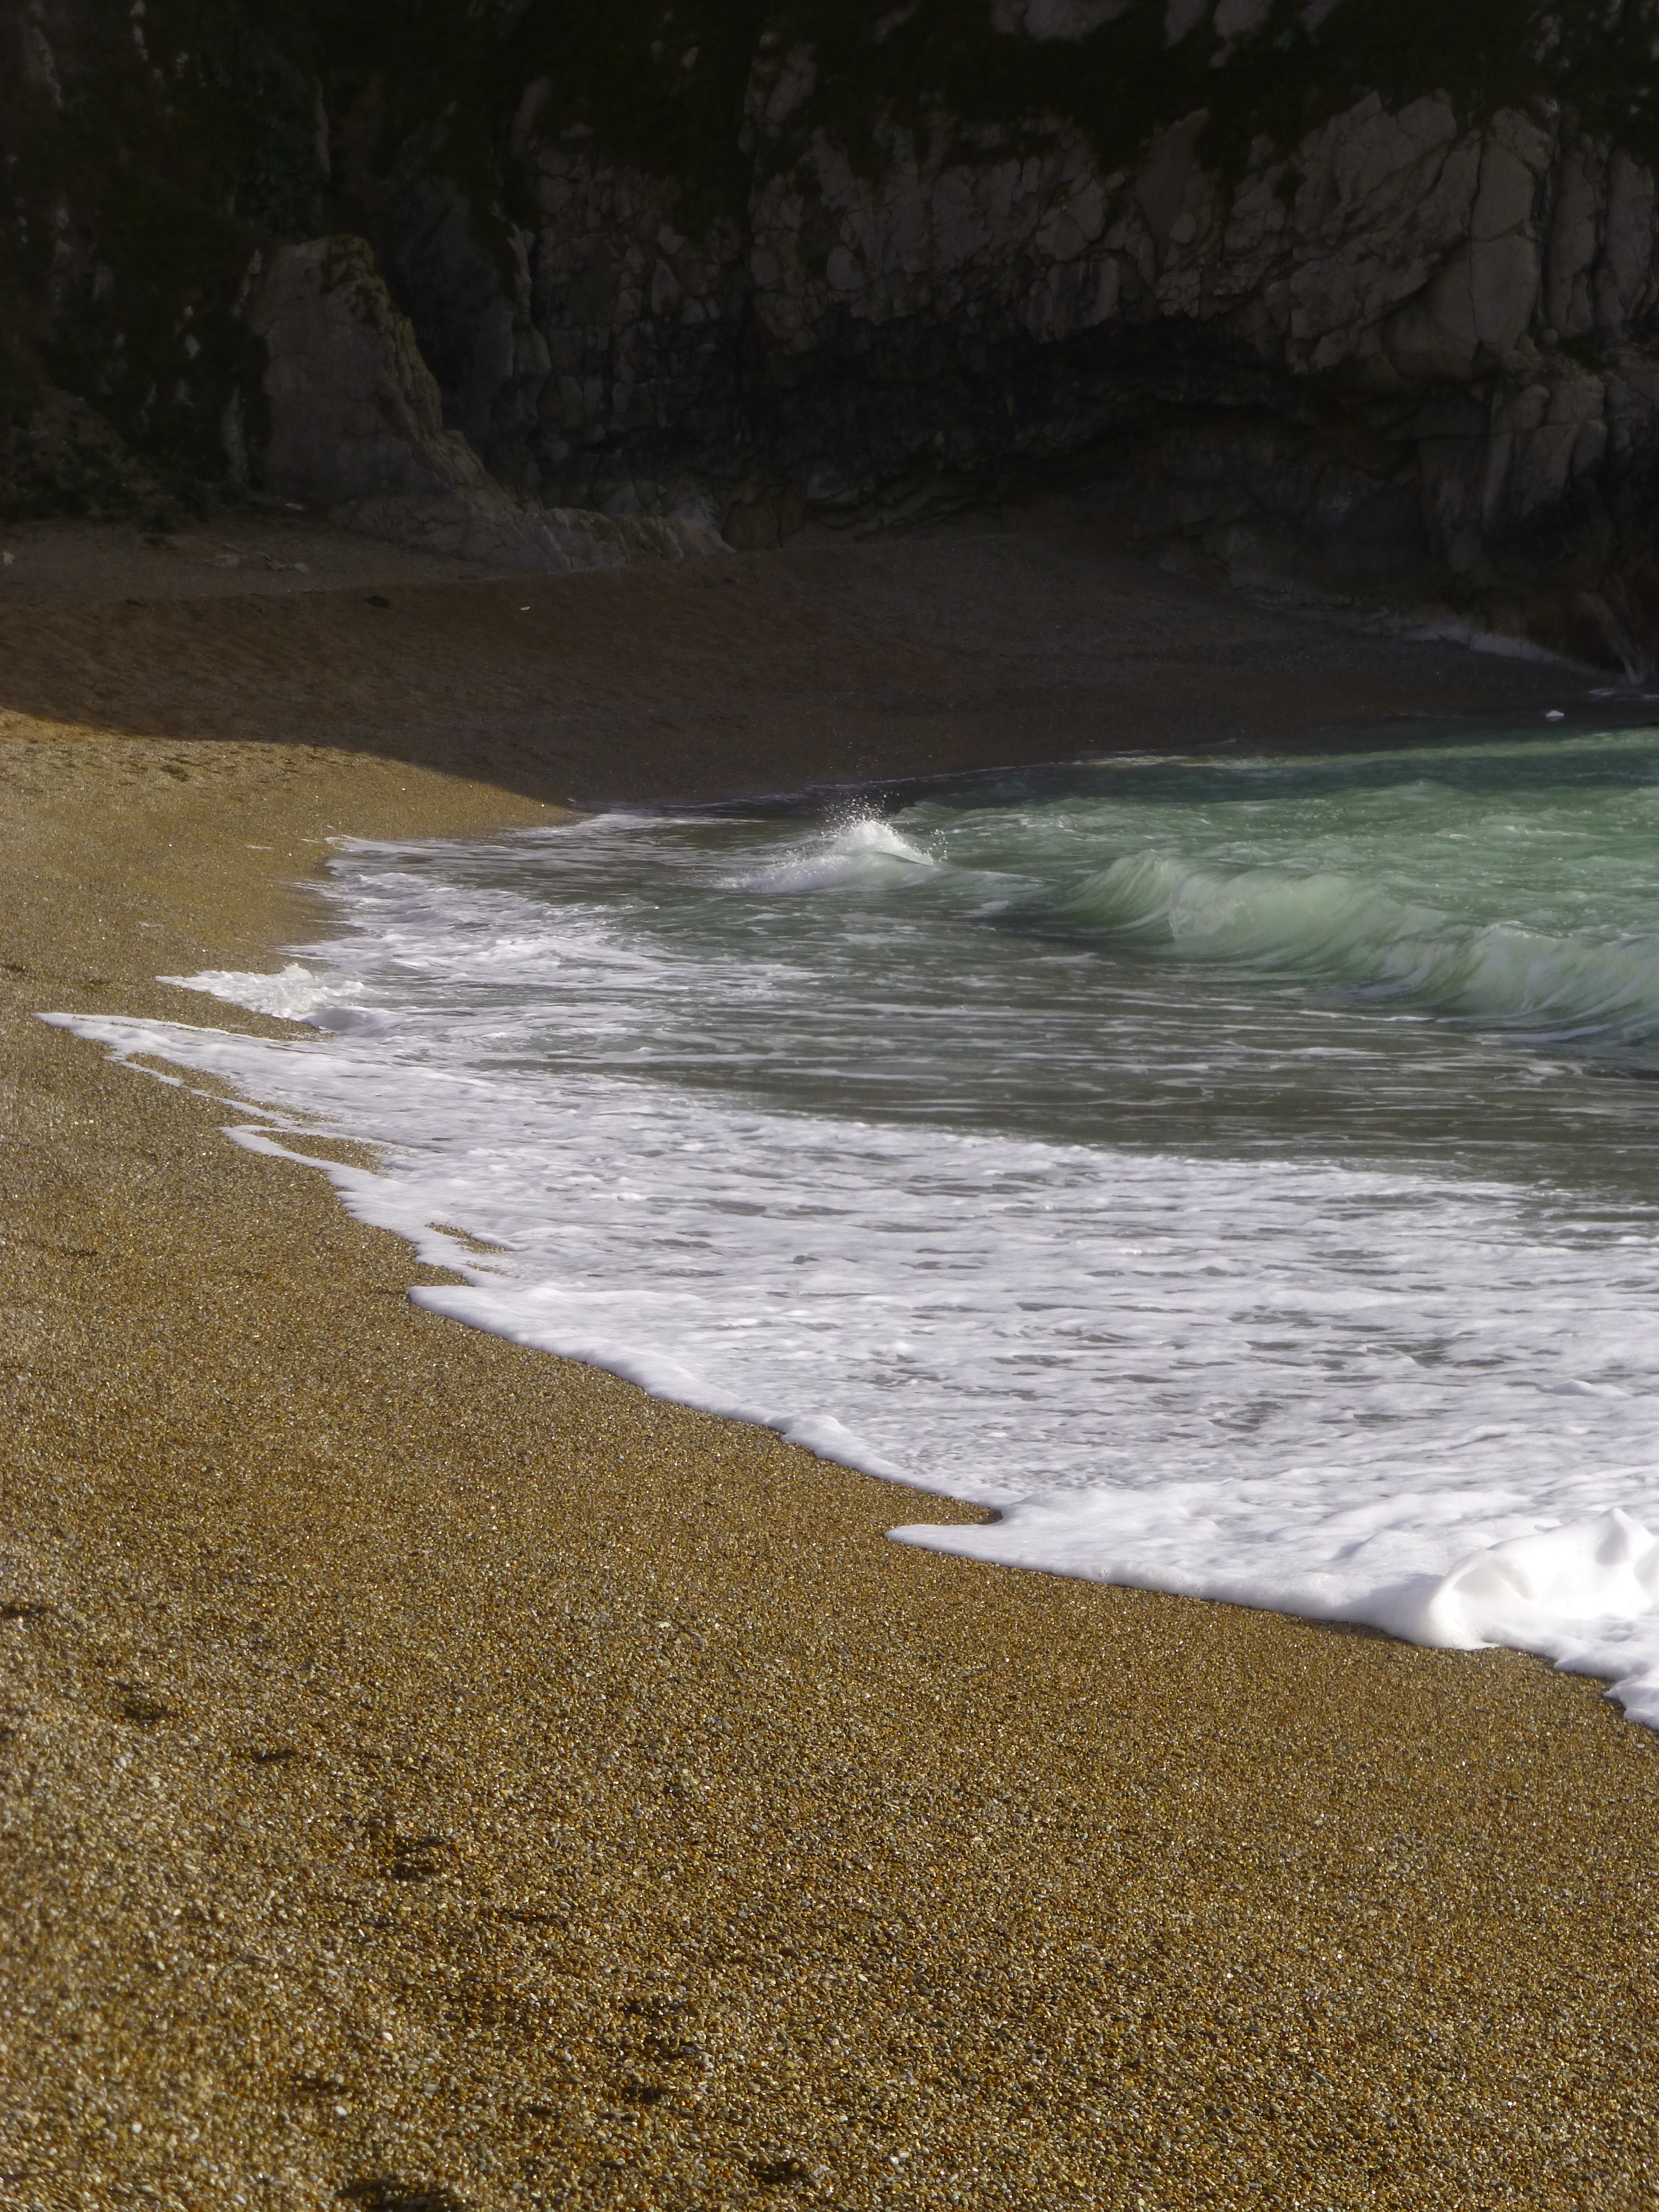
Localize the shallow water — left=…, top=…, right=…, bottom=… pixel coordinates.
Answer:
left=54, top=724, right=1659, bottom=1724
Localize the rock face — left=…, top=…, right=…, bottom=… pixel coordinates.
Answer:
left=387, top=52, right=1659, bottom=663
left=245, top=235, right=720, bottom=571
left=7, top=0, right=1659, bottom=652
left=248, top=236, right=485, bottom=509
left=488, top=78, right=1659, bottom=663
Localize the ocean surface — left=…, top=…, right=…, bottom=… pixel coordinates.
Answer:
left=54, top=723, right=1659, bottom=1725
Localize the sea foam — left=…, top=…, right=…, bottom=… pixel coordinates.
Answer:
left=42, top=745, right=1659, bottom=1729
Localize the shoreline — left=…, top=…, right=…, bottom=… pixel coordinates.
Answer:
left=5, top=528, right=1656, bottom=2210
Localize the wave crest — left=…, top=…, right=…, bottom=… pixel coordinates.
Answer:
left=737, top=816, right=937, bottom=894
left=1038, top=851, right=1659, bottom=1051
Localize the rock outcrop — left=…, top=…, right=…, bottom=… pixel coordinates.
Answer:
left=7, top=0, right=1659, bottom=653
left=248, top=235, right=487, bottom=509
left=244, top=235, right=719, bottom=571
left=484, top=74, right=1659, bottom=662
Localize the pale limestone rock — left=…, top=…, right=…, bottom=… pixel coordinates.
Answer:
left=1378, top=111, right=1547, bottom=379
left=1103, top=197, right=1159, bottom=290
left=1596, top=153, right=1657, bottom=331
left=1482, top=380, right=1548, bottom=529
left=248, top=236, right=484, bottom=505
left=991, top=0, right=1131, bottom=34
left=1386, top=254, right=1482, bottom=381
left=759, top=44, right=817, bottom=135
left=1471, top=235, right=1542, bottom=352
left=1218, top=148, right=1289, bottom=278
left=1490, top=105, right=1555, bottom=183
left=1603, top=353, right=1659, bottom=507
left=22, top=15, right=61, bottom=106
left=1472, top=145, right=1540, bottom=244
left=508, top=78, right=551, bottom=159
left=1213, top=0, right=1272, bottom=44
left=248, top=235, right=724, bottom=571
left=1296, top=94, right=1475, bottom=262
left=1021, top=253, right=1121, bottom=340
left=1134, top=114, right=1213, bottom=255
left=1273, top=97, right=1480, bottom=374
left=1540, top=139, right=1658, bottom=345
left=1544, top=139, right=1601, bottom=337
left=1033, top=174, right=1109, bottom=260
left=1495, top=365, right=1608, bottom=523
left=749, top=117, right=1126, bottom=353
left=439, top=61, right=1659, bottom=630
left=1165, top=0, right=1209, bottom=42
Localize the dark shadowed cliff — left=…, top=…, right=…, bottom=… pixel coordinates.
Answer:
left=7, top=0, right=1659, bottom=661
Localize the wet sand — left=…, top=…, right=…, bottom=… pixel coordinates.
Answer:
left=3, top=523, right=1655, bottom=2211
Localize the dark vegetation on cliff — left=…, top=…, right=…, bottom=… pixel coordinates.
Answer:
left=5, top=2, right=1659, bottom=659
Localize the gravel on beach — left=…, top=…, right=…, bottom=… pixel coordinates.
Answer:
left=3, top=528, right=1655, bottom=2211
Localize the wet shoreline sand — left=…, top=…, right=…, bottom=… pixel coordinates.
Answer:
left=3, top=525, right=1655, bottom=2210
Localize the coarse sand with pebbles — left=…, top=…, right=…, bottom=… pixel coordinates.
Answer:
left=2, top=518, right=1656, bottom=2211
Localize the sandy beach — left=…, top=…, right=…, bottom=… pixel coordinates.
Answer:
left=3, top=520, right=1656, bottom=2212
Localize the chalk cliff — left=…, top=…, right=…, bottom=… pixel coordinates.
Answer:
left=5, top=1, right=1659, bottom=657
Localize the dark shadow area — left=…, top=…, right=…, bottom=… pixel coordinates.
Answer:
left=0, top=528, right=1621, bottom=811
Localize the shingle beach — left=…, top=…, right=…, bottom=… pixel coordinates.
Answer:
left=3, top=520, right=1655, bottom=2210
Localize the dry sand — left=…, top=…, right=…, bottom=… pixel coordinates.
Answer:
left=2, top=521, right=1656, bottom=2212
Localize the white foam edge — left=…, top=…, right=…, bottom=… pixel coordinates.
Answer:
left=38, top=1008, right=1659, bottom=1733
left=223, top=1126, right=921, bottom=1490
left=892, top=1498, right=1659, bottom=1728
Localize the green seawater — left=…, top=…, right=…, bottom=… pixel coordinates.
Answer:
left=516, top=720, right=1659, bottom=1200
